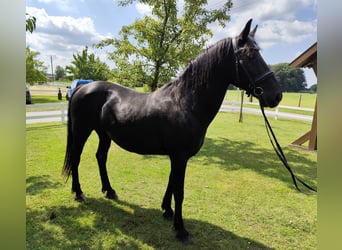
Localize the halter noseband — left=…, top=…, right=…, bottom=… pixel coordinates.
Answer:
left=232, top=38, right=275, bottom=97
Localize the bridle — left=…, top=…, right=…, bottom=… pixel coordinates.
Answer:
left=232, top=37, right=275, bottom=98
left=231, top=37, right=317, bottom=194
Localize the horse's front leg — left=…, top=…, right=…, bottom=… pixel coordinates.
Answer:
left=161, top=172, right=174, bottom=220
left=170, top=156, right=192, bottom=244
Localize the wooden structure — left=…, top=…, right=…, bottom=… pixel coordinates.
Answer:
left=289, top=42, right=317, bottom=150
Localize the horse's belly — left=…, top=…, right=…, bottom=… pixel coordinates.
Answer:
left=108, top=127, right=167, bottom=155
left=102, top=107, right=203, bottom=156
left=114, top=138, right=167, bottom=155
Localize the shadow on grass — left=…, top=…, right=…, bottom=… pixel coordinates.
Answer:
left=26, top=175, right=63, bottom=195
left=142, top=136, right=317, bottom=191
left=196, top=136, right=317, bottom=191
left=27, top=196, right=274, bottom=249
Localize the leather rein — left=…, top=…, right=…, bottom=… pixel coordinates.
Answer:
left=232, top=38, right=317, bottom=194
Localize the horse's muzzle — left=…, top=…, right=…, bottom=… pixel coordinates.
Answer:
left=260, top=92, right=282, bottom=108
left=269, top=92, right=282, bottom=108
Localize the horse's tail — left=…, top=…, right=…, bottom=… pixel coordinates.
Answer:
left=62, top=100, right=73, bottom=180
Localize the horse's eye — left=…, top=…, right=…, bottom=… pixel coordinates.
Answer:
left=248, top=50, right=259, bottom=60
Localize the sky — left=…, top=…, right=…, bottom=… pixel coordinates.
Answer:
left=26, top=0, right=317, bottom=86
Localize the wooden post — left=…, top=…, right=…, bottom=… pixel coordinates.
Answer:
left=298, top=94, right=302, bottom=107
left=291, top=99, right=317, bottom=150
left=308, top=100, right=317, bottom=150
left=288, top=42, right=317, bottom=151
left=239, top=90, right=244, bottom=123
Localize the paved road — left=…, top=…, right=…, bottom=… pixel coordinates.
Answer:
left=26, top=104, right=313, bottom=124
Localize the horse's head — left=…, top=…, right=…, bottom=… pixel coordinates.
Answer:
left=233, top=19, right=282, bottom=108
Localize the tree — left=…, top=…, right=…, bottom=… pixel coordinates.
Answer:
left=26, top=13, right=36, bottom=33
left=55, top=65, right=65, bottom=80
left=309, top=84, right=317, bottom=93
left=270, top=63, right=307, bottom=92
left=26, top=46, right=48, bottom=85
left=66, top=46, right=111, bottom=80
left=96, top=0, right=233, bottom=91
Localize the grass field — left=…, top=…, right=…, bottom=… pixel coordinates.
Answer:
left=26, top=112, right=317, bottom=249
left=30, top=95, right=67, bottom=104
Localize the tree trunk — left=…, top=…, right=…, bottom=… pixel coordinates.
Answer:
left=151, top=64, right=160, bottom=91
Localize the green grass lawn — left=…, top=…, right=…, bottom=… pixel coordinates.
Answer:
left=26, top=96, right=68, bottom=112
left=30, top=95, right=67, bottom=104
left=26, top=112, right=317, bottom=249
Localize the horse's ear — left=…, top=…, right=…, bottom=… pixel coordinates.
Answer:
left=249, top=24, right=258, bottom=38
left=238, top=19, right=253, bottom=46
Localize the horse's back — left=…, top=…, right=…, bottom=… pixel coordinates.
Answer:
left=71, top=81, right=139, bottom=100
left=69, top=81, right=141, bottom=128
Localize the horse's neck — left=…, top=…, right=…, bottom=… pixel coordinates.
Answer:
left=180, top=43, right=235, bottom=126
left=189, top=78, right=230, bottom=127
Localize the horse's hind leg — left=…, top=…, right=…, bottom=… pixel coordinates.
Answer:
left=70, top=129, right=92, bottom=202
left=95, top=129, right=117, bottom=200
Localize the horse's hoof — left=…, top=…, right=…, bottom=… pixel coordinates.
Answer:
left=105, top=191, right=118, bottom=200
left=176, top=233, right=193, bottom=244
left=75, top=193, right=86, bottom=202
left=162, top=209, right=174, bottom=221
left=182, top=236, right=193, bottom=245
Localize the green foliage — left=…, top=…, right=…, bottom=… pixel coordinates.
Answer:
left=96, top=0, right=233, bottom=91
left=309, top=84, right=317, bottom=93
left=66, top=46, right=111, bottom=80
left=270, top=63, right=307, bottom=92
left=26, top=13, right=36, bottom=33
left=26, top=46, right=48, bottom=85
left=54, top=65, right=65, bottom=80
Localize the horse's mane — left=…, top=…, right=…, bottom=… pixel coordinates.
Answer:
left=172, top=37, right=233, bottom=92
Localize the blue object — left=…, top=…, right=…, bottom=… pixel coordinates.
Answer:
left=67, top=79, right=93, bottom=100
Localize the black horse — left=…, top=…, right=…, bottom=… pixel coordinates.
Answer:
left=63, top=19, right=282, bottom=243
